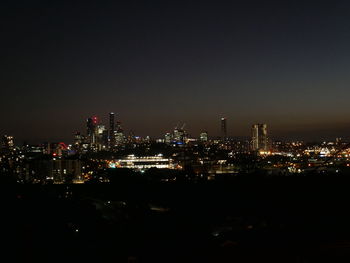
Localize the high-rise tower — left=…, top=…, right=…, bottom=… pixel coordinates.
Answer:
left=87, top=116, right=98, bottom=145
left=200, top=131, right=208, bottom=142
left=221, top=117, right=227, bottom=141
left=1, top=135, right=14, bottom=151
left=114, top=121, right=125, bottom=145
left=251, top=124, right=268, bottom=151
left=109, top=112, right=115, bottom=147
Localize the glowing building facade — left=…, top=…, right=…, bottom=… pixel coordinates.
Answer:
left=251, top=124, right=268, bottom=151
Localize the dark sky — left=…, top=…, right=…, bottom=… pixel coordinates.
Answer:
left=1, top=0, right=350, bottom=143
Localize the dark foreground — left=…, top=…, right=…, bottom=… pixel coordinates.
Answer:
left=3, top=176, right=350, bottom=262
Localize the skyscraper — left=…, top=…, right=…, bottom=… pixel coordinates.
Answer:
left=87, top=116, right=98, bottom=145
left=251, top=124, right=268, bottom=151
left=221, top=117, right=227, bottom=141
left=173, top=124, right=187, bottom=144
left=96, top=124, right=107, bottom=150
left=1, top=135, right=14, bottom=151
left=114, top=121, right=125, bottom=145
left=164, top=132, right=172, bottom=144
left=74, top=132, right=83, bottom=146
left=200, top=132, right=208, bottom=142
left=109, top=112, right=115, bottom=148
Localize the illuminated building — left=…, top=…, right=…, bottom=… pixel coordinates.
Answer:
left=2, top=135, right=14, bottom=151
left=96, top=125, right=108, bottom=150
left=115, top=132, right=125, bottom=145
left=200, top=132, right=208, bottom=142
left=109, top=112, right=115, bottom=148
left=87, top=116, right=98, bottom=145
left=114, top=121, right=125, bottom=145
left=74, top=132, right=83, bottom=145
left=73, top=132, right=89, bottom=152
left=47, top=142, right=68, bottom=156
left=173, top=128, right=181, bottom=142
left=221, top=117, right=227, bottom=141
left=26, top=158, right=82, bottom=184
left=74, top=132, right=87, bottom=151
left=173, top=124, right=187, bottom=144
left=108, top=154, right=175, bottom=170
left=25, top=145, right=44, bottom=153
left=165, top=133, right=172, bottom=144
left=251, top=124, right=268, bottom=151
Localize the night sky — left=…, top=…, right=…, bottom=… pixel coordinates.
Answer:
left=1, top=0, right=350, bottom=143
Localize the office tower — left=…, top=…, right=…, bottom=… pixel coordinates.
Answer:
left=109, top=112, right=115, bottom=147
left=102, top=129, right=109, bottom=147
left=87, top=116, right=98, bottom=145
left=165, top=133, right=172, bottom=144
left=251, top=124, right=268, bottom=151
left=73, top=132, right=87, bottom=152
left=221, top=117, right=227, bottom=141
left=115, top=131, right=125, bottom=145
left=96, top=125, right=106, bottom=138
left=173, top=124, right=187, bottom=144
left=173, top=128, right=181, bottom=142
left=114, top=121, right=125, bottom=145
left=2, top=135, right=14, bottom=151
left=74, top=132, right=83, bottom=145
left=200, top=132, right=208, bottom=142
left=96, top=125, right=107, bottom=150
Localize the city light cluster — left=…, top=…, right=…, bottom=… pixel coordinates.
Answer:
left=1, top=114, right=349, bottom=185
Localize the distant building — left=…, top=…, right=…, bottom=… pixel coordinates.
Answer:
left=173, top=125, right=187, bottom=144
left=87, top=116, right=98, bottom=146
left=109, top=112, right=115, bottom=148
left=1, top=135, right=14, bottom=151
left=165, top=133, right=172, bottom=144
left=73, top=132, right=89, bottom=153
left=24, top=145, right=45, bottom=154
left=221, top=117, right=227, bottom=141
left=46, top=142, right=68, bottom=156
left=74, top=132, right=83, bottom=145
left=114, top=121, right=125, bottom=145
left=200, top=132, right=208, bottom=142
left=96, top=125, right=108, bottom=150
left=109, top=155, right=175, bottom=170
left=251, top=124, right=268, bottom=151
left=173, top=128, right=182, bottom=142
left=26, top=158, right=82, bottom=183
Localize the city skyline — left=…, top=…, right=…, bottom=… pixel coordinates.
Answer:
left=2, top=112, right=349, bottom=145
left=3, top=2, right=350, bottom=261
left=2, top=1, right=350, bottom=143
left=2, top=111, right=350, bottom=144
